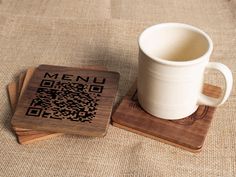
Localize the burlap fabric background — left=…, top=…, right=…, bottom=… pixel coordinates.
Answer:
left=0, top=0, right=235, bottom=176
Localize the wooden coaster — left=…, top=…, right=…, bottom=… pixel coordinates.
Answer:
left=11, top=65, right=119, bottom=137
left=8, top=66, right=108, bottom=144
left=112, top=82, right=221, bottom=152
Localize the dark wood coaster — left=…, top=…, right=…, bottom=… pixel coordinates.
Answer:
left=11, top=65, right=118, bottom=137
left=8, top=66, right=108, bottom=144
left=112, top=82, right=221, bottom=152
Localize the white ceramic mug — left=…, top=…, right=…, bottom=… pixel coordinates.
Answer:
left=138, top=23, right=233, bottom=120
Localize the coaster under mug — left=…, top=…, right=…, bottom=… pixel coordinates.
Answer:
left=112, top=82, right=221, bottom=152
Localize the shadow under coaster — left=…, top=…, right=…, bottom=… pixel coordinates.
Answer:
left=112, top=82, right=221, bottom=152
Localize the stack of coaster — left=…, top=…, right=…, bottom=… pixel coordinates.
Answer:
left=112, top=82, right=221, bottom=152
left=8, top=65, right=120, bottom=144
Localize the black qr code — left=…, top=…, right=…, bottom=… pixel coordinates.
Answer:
left=26, top=79, right=103, bottom=123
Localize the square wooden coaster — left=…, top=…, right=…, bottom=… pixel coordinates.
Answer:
left=11, top=65, right=119, bottom=137
left=8, top=66, right=108, bottom=144
left=112, top=82, right=221, bottom=152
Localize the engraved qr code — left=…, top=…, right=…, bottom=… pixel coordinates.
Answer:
left=25, top=73, right=105, bottom=123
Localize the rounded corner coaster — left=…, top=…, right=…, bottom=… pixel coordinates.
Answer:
left=11, top=65, right=120, bottom=137
left=112, top=82, right=222, bottom=152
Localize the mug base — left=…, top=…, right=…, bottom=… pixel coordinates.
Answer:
left=138, top=97, right=199, bottom=120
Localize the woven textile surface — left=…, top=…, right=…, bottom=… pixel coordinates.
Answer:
left=0, top=0, right=235, bottom=176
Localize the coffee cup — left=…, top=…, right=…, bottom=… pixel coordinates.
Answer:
left=138, top=23, right=233, bottom=120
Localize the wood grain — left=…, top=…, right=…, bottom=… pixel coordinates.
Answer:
left=112, top=82, right=222, bottom=152
left=11, top=65, right=119, bottom=137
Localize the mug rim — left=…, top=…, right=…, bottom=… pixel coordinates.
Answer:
left=138, top=23, right=213, bottom=66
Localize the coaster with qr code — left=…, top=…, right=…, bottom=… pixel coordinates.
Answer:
left=112, top=82, right=221, bottom=152
left=11, top=65, right=120, bottom=137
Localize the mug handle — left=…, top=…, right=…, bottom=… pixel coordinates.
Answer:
left=198, top=62, right=233, bottom=107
